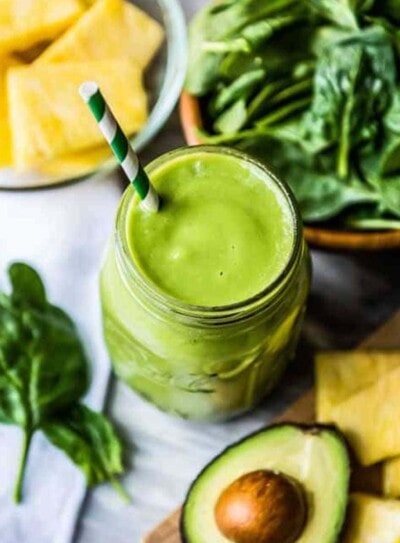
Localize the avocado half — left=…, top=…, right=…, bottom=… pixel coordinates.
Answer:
left=181, top=424, right=350, bottom=543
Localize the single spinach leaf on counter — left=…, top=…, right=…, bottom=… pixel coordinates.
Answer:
left=0, top=264, right=89, bottom=501
left=43, top=404, right=129, bottom=501
left=0, top=263, right=125, bottom=503
left=9, top=263, right=46, bottom=309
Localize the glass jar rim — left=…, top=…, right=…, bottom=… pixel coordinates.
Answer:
left=115, top=145, right=303, bottom=322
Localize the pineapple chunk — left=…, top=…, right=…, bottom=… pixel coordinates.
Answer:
left=123, top=1, right=164, bottom=67
left=7, top=59, right=147, bottom=169
left=36, top=0, right=164, bottom=68
left=39, top=145, right=112, bottom=178
left=316, top=351, right=400, bottom=423
left=342, top=493, right=400, bottom=543
left=383, top=456, right=400, bottom=498
left=0, top=0, right=83, bottom=55
left=331, top=365, right=400, bottom=465
left=0, top=55, right=21, bottom=167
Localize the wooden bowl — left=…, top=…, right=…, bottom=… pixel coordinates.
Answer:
left=180, top=91, right=400, bottom=251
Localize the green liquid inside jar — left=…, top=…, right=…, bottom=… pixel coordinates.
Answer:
left=100, top=147, right=310, bottom=420
left=127, top=151, right=294, bottom=306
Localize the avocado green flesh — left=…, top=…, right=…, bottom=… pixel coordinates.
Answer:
left=181, top=425, right=350, bottom=543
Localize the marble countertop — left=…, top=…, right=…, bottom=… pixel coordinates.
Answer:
left=70, top=1, right=399, bottom=541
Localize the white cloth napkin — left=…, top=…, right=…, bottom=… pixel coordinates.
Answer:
left=0, top=173, right=122, bottom=543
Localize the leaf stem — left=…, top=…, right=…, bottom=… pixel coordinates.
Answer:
left=110, top=477, right=131, bottom=504
left=14, top=429, right=33, bottom=503
left=202, top=39, right=250, bottom=53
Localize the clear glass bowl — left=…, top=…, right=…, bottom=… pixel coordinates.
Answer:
left=0, top=0, right=187, bottom=189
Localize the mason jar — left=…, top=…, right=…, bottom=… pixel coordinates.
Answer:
left=100, top=146, right=311, bottom=421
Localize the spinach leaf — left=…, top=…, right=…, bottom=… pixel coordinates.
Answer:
left=379, top=176, right=400, bottom=217
left=9, top=263, right=46, bottom=309
left=345, top=205, right=400, bottom=229
left=380, top=134, right=400, bottom=176
left=289, top=172, right=380, bottom=221
left=187, top=0, right=400, bottom=228
left=238, top=136, right=379, bottom=221
left=0, top=263, right=125, bottom=503
left=304, top=0, right=358, bottom=29
left=185, top=0, right=299, bottom=95
left=303, top=28, right=396, bottom=178
left=202, top=12, right=306, bottom=55
left=43, top=404, right=129, bottom=501
left=384, top=91, right=400, bottom=134
left=212, top=69, right=266, bottom=114
left=347, top=216, right=400, bottom=229
left=214, top=99, right=248, bottom=134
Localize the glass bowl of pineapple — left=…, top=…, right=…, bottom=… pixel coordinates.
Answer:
left=0, top=0, right=187, bottom=188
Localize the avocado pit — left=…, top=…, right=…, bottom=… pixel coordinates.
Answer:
left=214, top=469, right=307, bottom=543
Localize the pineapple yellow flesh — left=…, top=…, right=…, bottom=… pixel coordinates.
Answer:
left=0, top=0, right=83, bottom=55
left=0, top=56, right=21, bottom=167
left=36, top=0, right=164, bottom=68
left=123, top=1, right=164, bottom=67
left=8, top=59, right=147, bottom=170
left=342, top=493, right=400, bottom=543
left=39, top=145, right=112, bottom=178
left=316, top=351, right=400, bottom=423
left=383, top=456, right=400, bottom=498
left=330, top=365, right=400, bottom=465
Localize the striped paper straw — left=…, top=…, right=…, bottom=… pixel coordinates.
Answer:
left=79, top=81, right=159, bottom=212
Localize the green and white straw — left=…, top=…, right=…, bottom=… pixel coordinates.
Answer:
left=79, top=81, right=159, bottom=212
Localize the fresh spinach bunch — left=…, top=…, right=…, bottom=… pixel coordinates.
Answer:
left=186, top=0, right=400, bottom=228
left=0, top=263, right=127, bottom=503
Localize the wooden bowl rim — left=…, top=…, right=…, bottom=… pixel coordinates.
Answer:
left=179, top=91, right=400, bottom=251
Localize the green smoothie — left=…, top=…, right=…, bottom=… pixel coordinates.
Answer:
left=101, top=146, right=310, bottom=420
left=127, top=151, right=294, bottom=306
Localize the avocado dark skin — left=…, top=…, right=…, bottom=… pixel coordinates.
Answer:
left=214, top=470, right=307, bottom=543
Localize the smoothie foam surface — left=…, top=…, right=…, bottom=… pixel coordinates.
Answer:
left=126, top=151, right=294, bottom=307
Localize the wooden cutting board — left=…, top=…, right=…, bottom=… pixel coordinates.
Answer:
left=143, top=310, right=400, bottom=543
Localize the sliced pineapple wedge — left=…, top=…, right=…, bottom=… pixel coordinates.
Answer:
left=0, top=55, right=21, bottom=167
left=316, top=351, right=400, bottom=423
left=8, top=59, right=147, bottom=170
left=123, top=1, right=164, bottom=67
left=330, top=364, right=400, bottom=465
left=342, top=493, right=400, bottom=542
left=383, top=456, right=400, bottom=498
left=36, top=0, right=163, bottom=68
left=39, top=144, right=111, bottom=178
left=0, top=0, right=83, bottom=55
